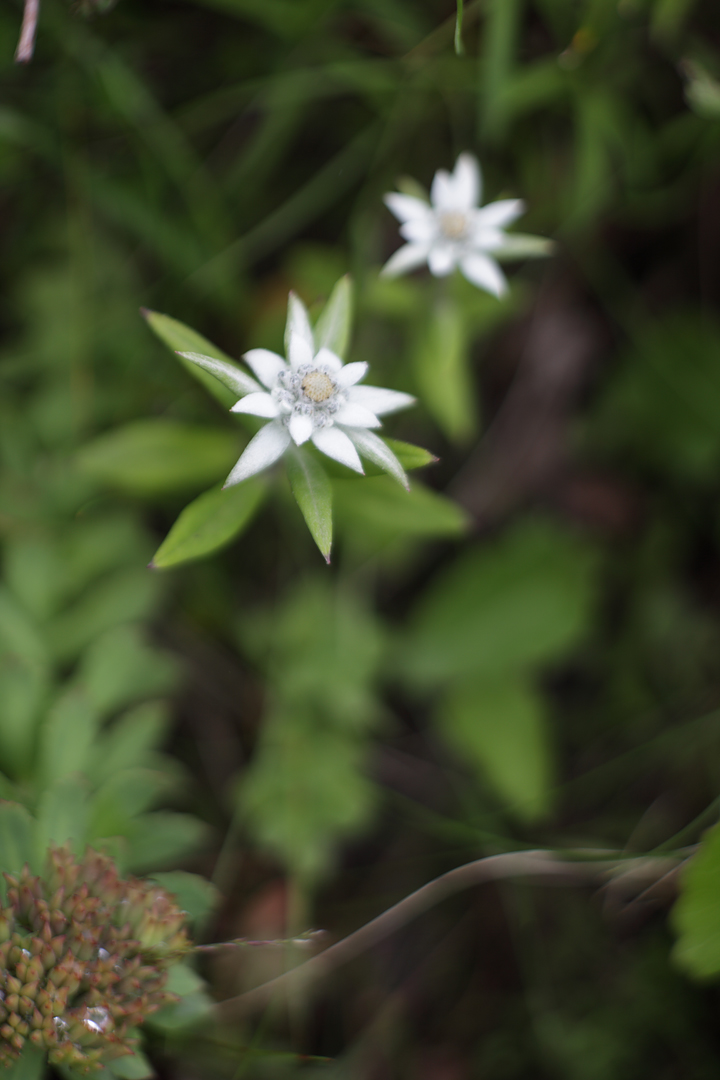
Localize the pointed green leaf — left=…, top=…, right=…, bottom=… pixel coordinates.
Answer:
left=36, top=777, right=90, bottom=861
left=77, top=420, right=243, bottom=496
left=383, top=438, right=437, bottom=472
left=349, top=429, right=408, bottom=489
left=672, top=824, right=720, bottom=978
left=151, top=871, right=220, bottom=926
left=314, top=275, right=353, bottom=359
left=493, top=233, right=556, bottom=261
left=0, top=802, right=36, bottom=884
left=2, top=1045, right=47, bottom=1080
left=440, top=676, right=553, bottom=821
left=151, top=478, right=267, bottom=570
left=285, top=447, right=333, bottom=561
left=176, top=351, right=259, bottom=399
left=108, top=1050, right=155, bottom=1079
left=142, top=309, right=238, bottom=409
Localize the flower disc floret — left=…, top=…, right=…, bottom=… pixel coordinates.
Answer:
left=0, top=847, right=191, bottom=1073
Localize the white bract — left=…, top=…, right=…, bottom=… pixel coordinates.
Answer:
left=179, top=294, right=414, bottom=488
left=382, top=152, right=539, bottom=298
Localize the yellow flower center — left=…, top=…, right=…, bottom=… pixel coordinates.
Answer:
left=301, top=370, right=335, bottom=403
left=439, top=210, right=468, bottom=240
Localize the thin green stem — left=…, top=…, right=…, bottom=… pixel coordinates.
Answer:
left=454, top=0, right=465, bottom=56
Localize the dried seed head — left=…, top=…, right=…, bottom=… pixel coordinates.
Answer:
left=0, top=846, right=191, bottom=1073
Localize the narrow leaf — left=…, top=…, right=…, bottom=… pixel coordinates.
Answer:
left=672, top=824, right=720, bottom=978
left=384, top=438, right=438, bottom=471
left=151, top=478, right=267, bottom=570
left=142, top=309, right=238, bottom=409
left=77, top=420, right=243, bottom=496
left=108, top=1050, right=155, bottom=1079
left=493, top=233, right=556, bottom=261
left=176, top=351, right=259, bottom=399
left=349, top=429, right=409, bottom=489
left=0, top=802, right=36, bottom=883
left=440, top=676, right=553, bottom=821
left=314, top=275, right=353, bottom=359
left=285, top=447, right=333, bottom=561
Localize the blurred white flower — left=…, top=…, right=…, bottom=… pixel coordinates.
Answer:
left=181, top=295, right=414, bottom=488
left=382, top=152, right=539, bottom=297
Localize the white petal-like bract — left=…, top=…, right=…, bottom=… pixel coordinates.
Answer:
left=333, top=403, right=381, bottom=428
left=334, top=361, right=368, bottom=388
left=381, top=243, right=432, bottom=278
left=348, top=385, right=416, bottom=415
left=225, top=421, right=291, bottom=487
left=289, top=413, right=314, bottom=445
left=231, top=392, right=280, bottom=418
left=312, top=427, right=364, bottom=473
left=459, top=253, right=507, bottom=297
left=243, top=348, right=288, bottom=389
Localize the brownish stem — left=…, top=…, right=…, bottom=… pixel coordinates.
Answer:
left=15, top=0, right=40, bottom=63
left=214, top=849, right=686, bottom=1020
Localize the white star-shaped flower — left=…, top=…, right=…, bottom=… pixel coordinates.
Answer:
left=381, top=152, right=531, bottom=298
left=180, top=294, right=415, bottom=489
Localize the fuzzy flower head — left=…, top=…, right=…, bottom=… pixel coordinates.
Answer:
left=382, top=153, right=539, bottom=298
left=181, top=289, right=415, bottom=489
left=0, top=847, right=190, bottom=1073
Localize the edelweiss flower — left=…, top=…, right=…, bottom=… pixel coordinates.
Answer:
left=181, top=295, right=414, bottom=488
left=382, top=152, right=535, bottom=298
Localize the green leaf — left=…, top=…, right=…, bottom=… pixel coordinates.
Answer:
left=333, top=476, right=469, bottom=551
left=38, top=688, right=99, bottom=787
left=87, top=702, right=170, bottom=786
left=241, top=722, right=375, bottom=881
left=176, top=351, right=259, bottom=399
left=151, top=478, right=267, bottom=569
left=46, top=568, right=163, bottom=663
left=164, top=961, right=206, bottom=996
left=493, top=233, right=556, bottom=261
left=77, top=624, right=179, bottom=715
left=403, top=519, right=596, bottom=687
left=285, top=446, right=333, bottom=561
left=413, top=301, right=476, bottom=443
left=89, top=768, right=173, bottom=838
left=440, top=677, right=553, bottom=820
left=147, top=990, right=213, bottom=1033
left=0, top=802, right=36, bottom=883
left=77, top=420, right=243, bottom=496
left=125, top=812, right=207, bottom=873
left=314, top=275, right=353, bottom=359
left=36, top=777, right=90, bottom=861
left=672, top=824, right=720, bottom=978
left=108, top=1050, right=155, bottom=1079
left=383, top=438, right=437, bottom=472
left=349, top=429, right=408, bottom=489
left=151, top=871, right=220, bottom=926
left=142, top=308, right=239, bottom=409
left=2, top=1044, right=47, bottom=1080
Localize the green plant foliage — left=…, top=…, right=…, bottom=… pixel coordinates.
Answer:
left=77, top=420, right=244, bottom=495
left=403, top=519, right=597, bottom=687
left=285, top=447, right=333, bottom=561
left=151, top=478, right=267, bottom=569
left=672, top=826, right=720, bottom=978
left=442, top=676, right=554, bottom=820
left=236, top=579, right=385, bottom=879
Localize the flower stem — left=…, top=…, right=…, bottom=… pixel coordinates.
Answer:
left=454, top=0, right=465, bottom=56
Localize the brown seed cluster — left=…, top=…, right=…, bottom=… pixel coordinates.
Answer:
left=0, top=847, right=191, bottom=1073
